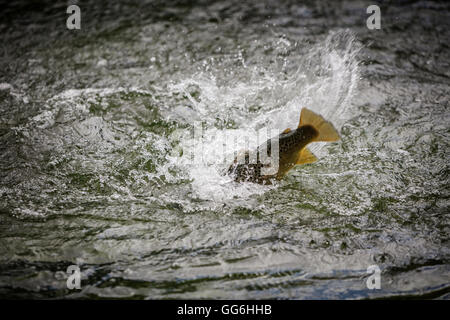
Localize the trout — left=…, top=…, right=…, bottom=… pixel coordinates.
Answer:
left=227, top=108, right=340, bottom=184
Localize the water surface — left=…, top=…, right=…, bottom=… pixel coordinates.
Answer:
left=0, top=0, right=449, bottom=299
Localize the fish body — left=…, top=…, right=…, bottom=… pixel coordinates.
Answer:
left=227, top=108, right=340, bottom=183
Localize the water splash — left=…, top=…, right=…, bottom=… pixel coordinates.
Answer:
left=168, top=30, right=361, bottom=205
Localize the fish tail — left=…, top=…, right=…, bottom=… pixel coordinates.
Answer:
left=299, top=108, right=340, bottom=142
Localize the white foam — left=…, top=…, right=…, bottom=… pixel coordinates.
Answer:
left=166, top=30, right=361, bottom=205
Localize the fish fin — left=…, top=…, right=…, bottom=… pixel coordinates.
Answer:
left=299, top=108, right=340, bottom=142
left=296, top=148, right=318, bottom=165
left=282, top=128, right=291, bottom=134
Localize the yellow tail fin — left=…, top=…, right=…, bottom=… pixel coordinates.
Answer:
left=299, top=108, right=340, bottom=142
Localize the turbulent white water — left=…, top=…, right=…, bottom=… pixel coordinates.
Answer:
left=161, top=30, right=362, bottom=208
left=0, top=0, right=449, bottom=299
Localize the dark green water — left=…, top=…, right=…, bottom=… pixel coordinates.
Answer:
left=0, top=0, right=449, bottom=299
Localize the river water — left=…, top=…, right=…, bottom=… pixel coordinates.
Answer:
left=0, top=0, right=449, bottom=299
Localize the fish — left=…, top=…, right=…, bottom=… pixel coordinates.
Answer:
left=227, top=108, right=340, bottom=184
